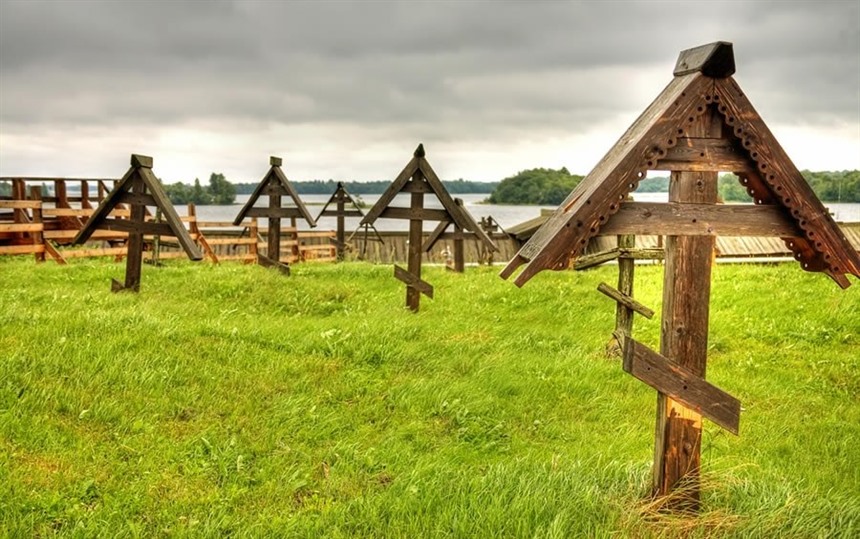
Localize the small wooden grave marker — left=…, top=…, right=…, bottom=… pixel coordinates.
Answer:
left=316, top=181, right=372, bottom=261
left=360, top=144, right=497, bottom=312
left=501, top=41, right=860, bottom=510
left=233, top=156, right=316, bottom=275
left=73, top=154, right=203, bottom=292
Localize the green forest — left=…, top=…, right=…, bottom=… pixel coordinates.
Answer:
left=161, top=173, right=237, bottom=205
left=231, top=178, right=498, bottom=196
left=484, top=169, right=860, bottom=205
left=485, top=167, right=584, bottom=205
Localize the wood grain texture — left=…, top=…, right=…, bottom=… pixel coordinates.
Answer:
left=597, top=281, right=654, bottom=319
left=394, top=264, right=433, bottom=299
left=599, top=202, right=801, bottom=237
left=624, top=339, right=740, bottom=435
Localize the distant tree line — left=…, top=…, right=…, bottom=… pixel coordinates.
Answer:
left=485, top=167, right=584, bottom=205
left=161, top=173, right=237, bottom=205
left=231, top=178, right=499, bottom=196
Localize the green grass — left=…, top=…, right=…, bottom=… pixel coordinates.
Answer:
left=1, top=257, right=858, bottom=538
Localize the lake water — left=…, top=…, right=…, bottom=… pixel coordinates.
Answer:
left=191, top=192, right=860, bottom=232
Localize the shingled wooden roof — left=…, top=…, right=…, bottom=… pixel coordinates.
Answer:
left=501, top=42, right=860, bottom=288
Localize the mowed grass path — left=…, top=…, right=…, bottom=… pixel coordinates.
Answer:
left=1, top=257, right=858, bottom=538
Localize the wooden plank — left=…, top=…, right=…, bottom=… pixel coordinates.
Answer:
left=118, top=191, right=157, bottom=207
left=715, top=77, right=860, bottom=286
left=0, top=223, right=43, bottom=233
left=673, top=41, right=735, bottom=78
left=244, top=206, right=307, bottom=219
left=74, top=166, right=137, bottom=244
left=360, top=153, right=420, bottom=225
left=45, top=229, right=127, bottom=240
left=599, top=202, right=801, bottom=237
left=42, top=208, right=94, bottom=217
left=0, top=244, right=45, bottom=254
left=653, top=113, right=718, bottom=509
left=319, top=210, right=363, bottom=218
left=597, top=281, right=654, bottom=319
left=272, top=166, right=316, bottom=226
left=0, top=200, right=42, bottom=209
left=624, top=339, right=740, bottom=435
left=574, top=248, right=620, bottom=270
left=138, top=167, right=202, bottom=260
left=394, top=265, right=433, bottom=299
left=204, top=238, right=257, bottom=246
left=654, top=137, right=751, bottom=172
left=380, top=207, right=450, bottom=221
left=406, top=186, right=425, bottom=311
left=258, top=253, right=290, bottom=275
left=503, top=73, right=712, bottom=286
left=233, top=169, right=275, bottom=224
left=422, top=220, right=450, bottom=252
left=400, top=179, right=434, bottom=193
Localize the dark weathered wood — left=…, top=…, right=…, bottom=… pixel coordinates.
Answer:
left=360, top=155, right=419, bottom=225
left=673, top=41, right=735, bottom=78
left=244, top=206, right=307, bottom=219
left=73, top=167, right=137, bottom=244
left=394, top=264, right=433, bottom=298
left=121, top=176, right=146, bottom=292
left=654, top=138, right=751, bottom=172
left=597, top=281, right=654, bottom=319
left=131, top=154, right=154, bottom=168
left=320, top=210, right=363, bottom=218
left=379, top=207, right=450, bottom=222
left=599, top=202, right=801, bottom=237
left=422, top=220, right=451, bottom=252
left=654, top=111, right=718, bottom=509
left=574, top=248, right=620, bottom=270
left=503, top=72, right=713, bottom=286
left=453, top=223, right=465, bottom=272
left=624, top=339, right=739, bottom=435
left=615, top=234, right=636, bottom=341
left=406, top=178, right=424, bottom=312
left=714, top=77, right=860, bottom=287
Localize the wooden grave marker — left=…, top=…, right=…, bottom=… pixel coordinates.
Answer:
left=233, top=156, right=316, bottom=275
left=73, top=154, right=203, bottom=292
left=316, top=181, right=377, bottom=261
left=500, top=41, right=860, bottom=510
left=360, top=144, right=498, bottom=312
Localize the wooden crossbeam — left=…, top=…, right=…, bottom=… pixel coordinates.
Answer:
left=380, top=207, right=450, bottom=221
left=597, top=282, right=655, bottom=319
left=622, top=338, right=740, bottom=435
left=599, top=202, right=800, bottom=237
left=394, top=265, right=433, bottom=299
left=258, top=253, right=290, bottom=275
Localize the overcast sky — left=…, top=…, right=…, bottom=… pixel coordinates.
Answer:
left=1, top=0, right=858, bottom=184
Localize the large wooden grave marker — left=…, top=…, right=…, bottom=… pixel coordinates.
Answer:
left=500, top=42, right=860, bottom=509
left=73, top=154, right=203, bottom=292
left=233, top=156, right=316, bottom=275
left=360, top=144, right=497, bottom=312
left=316, top=181, right=371, bottom=262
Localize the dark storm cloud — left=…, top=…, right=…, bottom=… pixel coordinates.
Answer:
left=0, top=0, right=858, bottom=179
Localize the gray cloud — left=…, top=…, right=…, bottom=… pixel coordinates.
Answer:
left=0, top=0, right=857, bottom=181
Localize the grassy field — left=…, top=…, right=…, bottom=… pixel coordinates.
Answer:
left=1, top=257, right=858, bottom=538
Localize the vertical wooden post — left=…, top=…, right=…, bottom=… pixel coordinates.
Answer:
left=268, top=189, right=281, bottom=263
left=653, top=110, right=719, bottom=509
left=29, top=186, right=45, bottom=263
left=615, top=234, right=635, bottom=338
left=81, top=180, right=92, bottom=209
left=406, top=174, right=424, bottom=312
left=336, top=189, right=345, bottom=262
left=151, top=207, right=162, bottom=265
left=250, top=217, right=259, bottom=263
left=55, top=180, right=69, bottom=208
left=123, top=177, right=146, bottom=292
left=453, top=224, right=465, bottom=272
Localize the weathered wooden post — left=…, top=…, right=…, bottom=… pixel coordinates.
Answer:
left=360, top=144, right=498, bottom=312
left=233, top=156, right=316, bottom=274
left=73, top=154, right=203, bottom=292
left=501, top=41, right=860, bottom=509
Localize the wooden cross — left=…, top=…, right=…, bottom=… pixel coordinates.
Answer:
left=73, top=154, right=202, bottom=292
left=501, top=41, right=860, bottom=509
left=316, top=182, right=366, bottom=262
left=233, top=156, right=316, bottom=275
left=360, top=144, right=497, bottom=312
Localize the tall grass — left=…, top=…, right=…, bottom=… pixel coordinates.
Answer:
left=1, top=257, right=858, bottom=537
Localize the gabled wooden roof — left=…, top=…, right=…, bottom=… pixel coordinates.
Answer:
left=360, top=144, right=497, bottom=251
left=233, top=156, right=316, bottom=226
left=501, top=42, right=860, bottom=288
left=73, top=154, right=202, bottom=260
